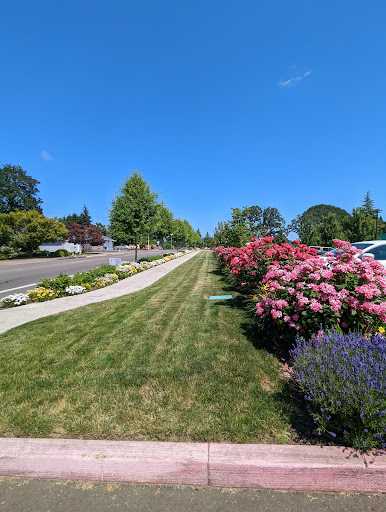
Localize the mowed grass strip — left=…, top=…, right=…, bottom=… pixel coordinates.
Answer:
left=0, top=252, right=293, bottom=443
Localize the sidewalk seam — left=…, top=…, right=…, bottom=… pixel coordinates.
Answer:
left=207, top=443, right=210, bottom=486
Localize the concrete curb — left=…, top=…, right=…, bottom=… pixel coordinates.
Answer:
left=0, top=438, right=385, bottom=493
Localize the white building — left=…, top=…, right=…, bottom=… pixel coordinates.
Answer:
left=38, top=241, right=81, bottom=253
left=103, top=236, right=116, bottom=250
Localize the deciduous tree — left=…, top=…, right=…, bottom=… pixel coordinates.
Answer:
left=1, top=210, right=68, bottom=256
left=0, top=164, right=43, bottom=214
left=66, top=223, right=104, bottom=247
left=109, top=171, right=158, bottom=261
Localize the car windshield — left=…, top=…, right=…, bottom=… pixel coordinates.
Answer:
left=328, top=243, right=374, bottom=257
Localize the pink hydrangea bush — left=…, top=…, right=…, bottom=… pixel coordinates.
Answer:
left=214, top=237, right=318, bottom=293
left=255, top=240, right=386, bottom=338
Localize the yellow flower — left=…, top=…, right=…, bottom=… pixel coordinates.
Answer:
left=261, top=284, right=270, bottom=292
left=379, top=326, right=385, bottom=334
left=252, top=295, right=258, bottom=301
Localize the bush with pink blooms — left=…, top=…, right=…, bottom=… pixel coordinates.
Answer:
left=214, top=239, right=386, bottom=341
left=255, top=239, right=386, bottom=338
left=215, top=237, right=318, bottom=294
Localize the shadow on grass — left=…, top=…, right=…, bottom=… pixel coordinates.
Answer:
left=210, top=267, right=322, bottom=445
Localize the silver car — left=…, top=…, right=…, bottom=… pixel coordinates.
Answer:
left=327, top=240, right=386, bottom=269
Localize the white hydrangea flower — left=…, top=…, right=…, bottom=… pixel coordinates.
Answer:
left=65, top=285, right=87, bottom=295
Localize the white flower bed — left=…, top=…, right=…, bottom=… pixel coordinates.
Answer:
left=65, top=285, right=87, bottom=295
left=1, top=293, right=29, bottom=307
left=116, top=264, right=136, bottom=275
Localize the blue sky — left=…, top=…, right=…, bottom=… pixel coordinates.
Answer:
left=1, top=1, right=385, bottom=237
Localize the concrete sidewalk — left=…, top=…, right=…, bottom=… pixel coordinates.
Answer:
left=0, top=438, right=385, bottom=494
left=0, top=251, right=199, bottom=334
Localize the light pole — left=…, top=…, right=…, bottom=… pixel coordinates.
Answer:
left=374, top=209, right=383, bottom=239
left=170, top=233, right=173, bottom=252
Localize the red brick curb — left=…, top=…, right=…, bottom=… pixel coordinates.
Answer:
left=0, top=438, right=385, bottom=493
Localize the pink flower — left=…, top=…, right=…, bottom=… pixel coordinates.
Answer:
left=310, top=301, right=323, bottom=312
left=272, top=299, right=289, bottom=310
left=271, top=309, right=283, bottom=319
left=292, top=314, right=299, bottom=321
left=256, top=305, right=264, bottom=315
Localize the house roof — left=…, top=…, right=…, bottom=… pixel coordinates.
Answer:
left=103, top=236, right=116, bottom=242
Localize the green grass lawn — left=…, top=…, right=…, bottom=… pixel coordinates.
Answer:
left=0, top=252, right=304, bottom=443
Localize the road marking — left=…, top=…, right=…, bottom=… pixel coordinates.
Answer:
left=0, top=283, right=38, bottom=293
left=1, top=275, right=75, bottom=295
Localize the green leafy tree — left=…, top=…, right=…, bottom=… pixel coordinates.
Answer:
left=0, top=164, right=43, bottom=214
left=212, top=221, right=226, bottom=246
left=95, top=222, right=111, bottom=236
left=290, top=205, right=351, bottom=245
left=299, top=221, right=316, bottom=246
left=315, top=213, right=345, bottom=246
left=171, top=218, right=190, bottom=247
left=244, top=205, right=263, bottom=237
left=227, top=208, right=249, bottom=247
left=1, top=210, right=68, bottom=256
left=0, top=217, right=13, bottom=247
left=203, top=231, right=213, bottom=247
left=274, top=229, right=289, bottom=244
left=153, top=203, right=174, bottom=246
left=109, top=171, right=158, bottom=261
left=192, top=229, right=203, bottom=247
left=261, top=207, right=286, bottom=237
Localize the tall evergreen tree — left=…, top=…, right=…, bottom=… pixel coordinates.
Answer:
left=348, top=208, right=375, bottom=242
left=79, top=205, right=92, bottom=225
left=361, top=192, right=375, bottom=216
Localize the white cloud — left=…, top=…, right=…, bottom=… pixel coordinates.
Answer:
left=41, top=150, right=53, bottom=160
left=277, top=70, right=312, bottom=87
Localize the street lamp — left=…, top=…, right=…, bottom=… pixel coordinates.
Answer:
left=170, top=233, right=173, bottom=252
left=374, top=209, right=383, bottom=239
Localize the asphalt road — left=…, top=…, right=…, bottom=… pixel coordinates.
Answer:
left=0, top=479, right=385, bottom=512
left=0, top=249, right=175, bottom=300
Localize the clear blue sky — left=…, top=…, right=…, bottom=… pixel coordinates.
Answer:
left=1, top=1, right=385, bottom=236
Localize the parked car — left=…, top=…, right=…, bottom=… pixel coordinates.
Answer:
left=115, top=245, right=131, bottom=251
left=323, top=240, right=386, bottom=269
left=309, top=246, right=334, bottom=255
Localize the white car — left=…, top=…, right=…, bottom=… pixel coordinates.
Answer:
left=326, top=240, right=386, bottom=269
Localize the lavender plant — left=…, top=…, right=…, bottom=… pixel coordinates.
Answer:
left=290, top=329, right=386, bottom=451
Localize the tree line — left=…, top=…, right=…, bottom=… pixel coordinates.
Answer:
left=209, top=194, right=385, bottom=248
left=0, top=164, right=203, bottom=259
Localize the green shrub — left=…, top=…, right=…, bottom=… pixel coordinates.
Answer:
left=34, top=250, right=49, bottom=257
left=138, top=255, right=167, bottom=263
left=0, top=248, right=13, bottom=259
left=71, top=265, right=117, bottom=285
left=39, top=273, right=73, bottom=294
